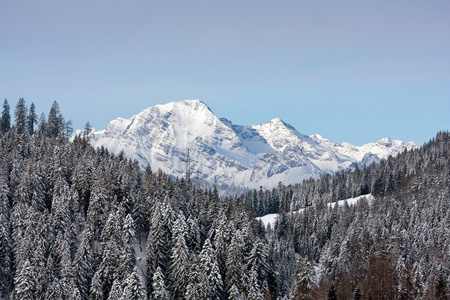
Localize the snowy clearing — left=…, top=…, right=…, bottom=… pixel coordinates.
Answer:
left=257, top=194, right=374, bottom=227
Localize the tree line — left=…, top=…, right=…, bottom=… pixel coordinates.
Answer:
left=1, top=98, right=74, bottom=137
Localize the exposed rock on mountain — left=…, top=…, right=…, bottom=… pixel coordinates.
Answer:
left=89, top=100, right=417, bottom=188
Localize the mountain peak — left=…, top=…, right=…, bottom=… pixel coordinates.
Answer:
left=88, top=100, right=418, bottom=189
left=377, top=137, right=393, bottom=147
left=271, top=117, right=283, bottom=123
left=265, top=117, right=287, bottom=126
left=374, top=137, right=416, bottom=150
left=152, top=99, right=211, bottom=113
left=179, top=99, right=208, bottom=108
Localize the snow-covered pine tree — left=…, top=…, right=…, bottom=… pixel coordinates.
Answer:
left=123, top=266, right=147, bottom=300
left=73, top=234, right=96, bottom=300
left=185, top=256, right=203, bottom=300
left=246, top=266, right=264, bottom=300
left=12, top=259, right=36, bottom=300
left=152, top=266, right=170, bottom=300
left=107, top=278, right=123, bottom=300
left=120, top=213, right=136, bottom=277
left=146, top=199, right=174, bottom=293
left=246, top=238, right=269, bottom=287
left=225, top=230, right=245, bottom=296
left=14, top=97, right=27, bottom=134
left=199, top=238, right=223, bottom=299
left=169, top=216, right=189, bottom=299
left=0, top=172, right=13, bottom=297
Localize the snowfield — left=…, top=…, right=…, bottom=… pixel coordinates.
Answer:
left=257, top=194, right=374, bottom=227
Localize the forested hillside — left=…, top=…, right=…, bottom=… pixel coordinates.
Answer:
left=242, top=131, right=449, bottom=299
left=0, top=98, right=448, bottom=299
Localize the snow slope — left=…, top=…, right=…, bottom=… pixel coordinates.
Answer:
left=327, top=194, right=374, bottom=208
left=257, top=194, right=374, bottom=227
left=88, top=100, right=417, bottom=188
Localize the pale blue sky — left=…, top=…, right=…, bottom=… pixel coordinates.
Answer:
left=1, top=0, right=449, bottom=145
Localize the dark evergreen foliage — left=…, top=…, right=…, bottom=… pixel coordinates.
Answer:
left=27, top=102, right=37, bottom=135
left=0, top=99, right=447, bottom=300
left=1, top=99, right=11, bottom=133
left=14, top=97, right=27, bottom=134
left=47, top=101, right=64, bottom=136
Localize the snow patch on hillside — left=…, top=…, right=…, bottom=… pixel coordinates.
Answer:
left=257, top=194, right=374, bottom=227
left=327, top=194, right=374, bottom=208
left=256, top=213, right=279, bottom=228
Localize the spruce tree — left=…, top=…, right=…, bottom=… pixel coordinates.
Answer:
left=246, top=238, right=269, bottom=286
left=44, top=278, right=62, bottom=300
left=146, top=200, right=173, bottom=293
left=246, top=266, right=263, bottom=300
left=65, top=119, right=74, bottom=137
left=0, top=173, right=13, bottom=297
left=152, top=266, right=170, bottom=300
left=226, top=230, right=245, bottom=295
left=89, top=270, right=104, bottom=300
left=84, top=121, right=92, bottom=136
left=120, top=213, right=136, bottom=277
left=1, top=99, right=10, bottom=133
left=14, top=97, right=27, bottom=134
left=185, top=257, right=203, bottom=300
left=12, top=259, right=36, bottom=300
left=292, top=257, right=313, bottom=300
left=37, top=112, right=47, bottom=134
left=27, top=102, right=37, bottom=135
left=169, top=218, right=189, bottom=299
left=107, top=278, right=123, bottom=300
left=229, top=284, right=245, bottom=300
left=68, top=280, right=82, bottom=300
left=48, top=101, right=63, bottom=136
left=187, top=215, right=202, bottom=253
left=123, top=267, right=147, bottom=300
left=199, top=238, right=223, bottom=299
left=73, top=235, right=96, bottom=300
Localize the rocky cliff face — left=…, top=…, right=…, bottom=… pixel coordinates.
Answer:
left=88, top=100, right=417, bottom=188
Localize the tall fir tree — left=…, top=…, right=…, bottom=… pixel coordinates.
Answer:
left=246, top=267, right=264, bottom=300
left=48, top=101, right=63, bottom=136
left=27, top=102, right=37, bottom=135
left=1, top=99, right=10, bottom=133
left=12, top=259, right=36, bottom=300
left=65, top=119, right=74, bottom=137
left=84, top=121, right=92, bottom=136
left=169, top=217, right=189, bottom=299
left=107, top=278, right=123, bottom=300
left=14, top=97, right=27, bottom=134
left=152, top=266, right=170, bottom=300
left=185, top=257, right=203, bottom=300
left=37, top=112, right=47, bottom=135
left=226, top=230, right=245, bottom=296
left=120, top=213, right=136, bottom=277
left=199, top=238, right=223, bottom=300
left=123, top=267, right=147, bottom=300
left=0, top=172, right=13, bottom=297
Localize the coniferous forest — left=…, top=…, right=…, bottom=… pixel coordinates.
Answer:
left=0, top=98, right=448, bottom=299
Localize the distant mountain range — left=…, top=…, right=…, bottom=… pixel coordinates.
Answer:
left=88, top=100, right=417, bottom=188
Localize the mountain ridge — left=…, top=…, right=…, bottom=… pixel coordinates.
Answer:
left=88, top=100, right=418, bottom=188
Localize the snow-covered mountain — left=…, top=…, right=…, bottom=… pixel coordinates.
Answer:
left=88, top=100, right=417, bottom=188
